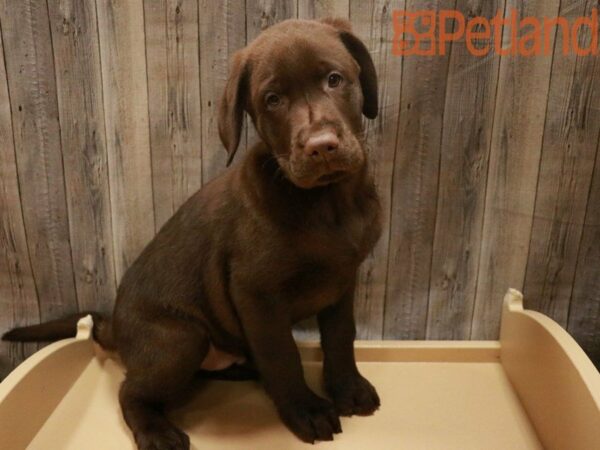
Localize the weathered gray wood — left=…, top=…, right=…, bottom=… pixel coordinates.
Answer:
left=0, top=0, right=78, bottom=320
left=384, top=0, right=454, bottom=340
left=472, top=0, right=561, bottom=339
left=426, top=0, right=504, bottom=339
left=96, top=0, right=155, bottom=281
left=0, top=22, right=40, bottom=379
left=297, top=0, right=349, bottom=18
left=198, top=0, right=247, bottom=182
left=569, top=135, right=600, bottom=368
left=523, top=0, right=600, bottom=327
left=246, top=0, right=298, bottom=39
left=144, top=0, right=203, bottom=230
left=351, top=0, right=402, bottom=339
left=47, top=0, right=116, bottom=313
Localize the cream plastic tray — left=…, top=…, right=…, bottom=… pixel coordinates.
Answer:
left=1, top=289, right=599, bottom=450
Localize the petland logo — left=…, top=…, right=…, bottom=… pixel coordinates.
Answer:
left=392, top=8, right=599, bottom=56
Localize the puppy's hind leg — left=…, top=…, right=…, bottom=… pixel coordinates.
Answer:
left=118, top=321, right=209, bottom=450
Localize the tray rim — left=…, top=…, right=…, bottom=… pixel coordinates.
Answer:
left=1, top=289, right=599, bottom=403
left=1, top=289, right=599, bottom=450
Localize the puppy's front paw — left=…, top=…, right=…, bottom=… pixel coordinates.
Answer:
left=277, top=391, right=342, bottom=443
left=327, top=373, right=380, bottom=417
left=134, top=425, right=190, bottom=450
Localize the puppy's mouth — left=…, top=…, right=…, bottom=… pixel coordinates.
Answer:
left=275, top=141, right=366, bottom=189
left=317, top=170, right=347, bottom=184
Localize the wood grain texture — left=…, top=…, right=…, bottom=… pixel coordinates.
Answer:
left=0, top=23, right=39, bottom=379
left=384, top=0, right=454, bottom=340
left=569, top=136, right=600, bottom=368
left=48, top=0, right=116, bottom=313
left=246, top=0, right=298, bottom=40
left=198, top=0, right=246, bottom=182
left=144, top=0, right=203, bottom=230
left=0, top=0, right=78, bottom=320
left=297, top=0, right=349, bottom=18
left=426, top=0, right=504, bottom=339
left=351, top=0, right=402, bottom=339
left=523, top=0, right=600, bottom=327
left=96, top=0, right=155, bottom=281
left=471, top=0, right=561, bottom=339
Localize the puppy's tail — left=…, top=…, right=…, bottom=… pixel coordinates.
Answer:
left=2, top=312, right=116, bottom=350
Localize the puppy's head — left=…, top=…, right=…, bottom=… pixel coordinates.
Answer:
left=218, top=19, right=378, bottom=189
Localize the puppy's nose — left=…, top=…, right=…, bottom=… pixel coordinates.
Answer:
left=304, top=132, right=339, bottom=158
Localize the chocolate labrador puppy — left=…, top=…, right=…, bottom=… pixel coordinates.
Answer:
left=4, top=18, right=381, bottom=449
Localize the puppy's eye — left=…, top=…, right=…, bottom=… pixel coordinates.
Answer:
left=265, top=92, right=281, bottom=109
left=327, top=72, right=343, bottom=88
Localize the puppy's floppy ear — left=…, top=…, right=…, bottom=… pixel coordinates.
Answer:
left=218, top=50, right=250, bottom=166
left=321, top=18, right=378, bottom=119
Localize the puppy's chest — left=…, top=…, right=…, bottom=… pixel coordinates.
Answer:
left=301, top=199, right=381, bottom=261
left=283, top=260, right=352, bottom=322
left=282, top=207, right=381, bottom=320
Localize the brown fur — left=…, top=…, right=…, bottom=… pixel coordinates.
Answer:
left=4, top=18, right=382, bottom=449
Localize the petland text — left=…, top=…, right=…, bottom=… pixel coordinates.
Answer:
left=392, top=8, right=599, bottom=56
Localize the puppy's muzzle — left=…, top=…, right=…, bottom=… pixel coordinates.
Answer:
left=285, top=126, right=365, bottom=188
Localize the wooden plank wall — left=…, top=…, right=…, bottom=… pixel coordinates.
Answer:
left=1, top=0, right=599, bottom=377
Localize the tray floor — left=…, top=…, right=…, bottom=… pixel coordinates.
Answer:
left=29, top=358, right=541, bottom=450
